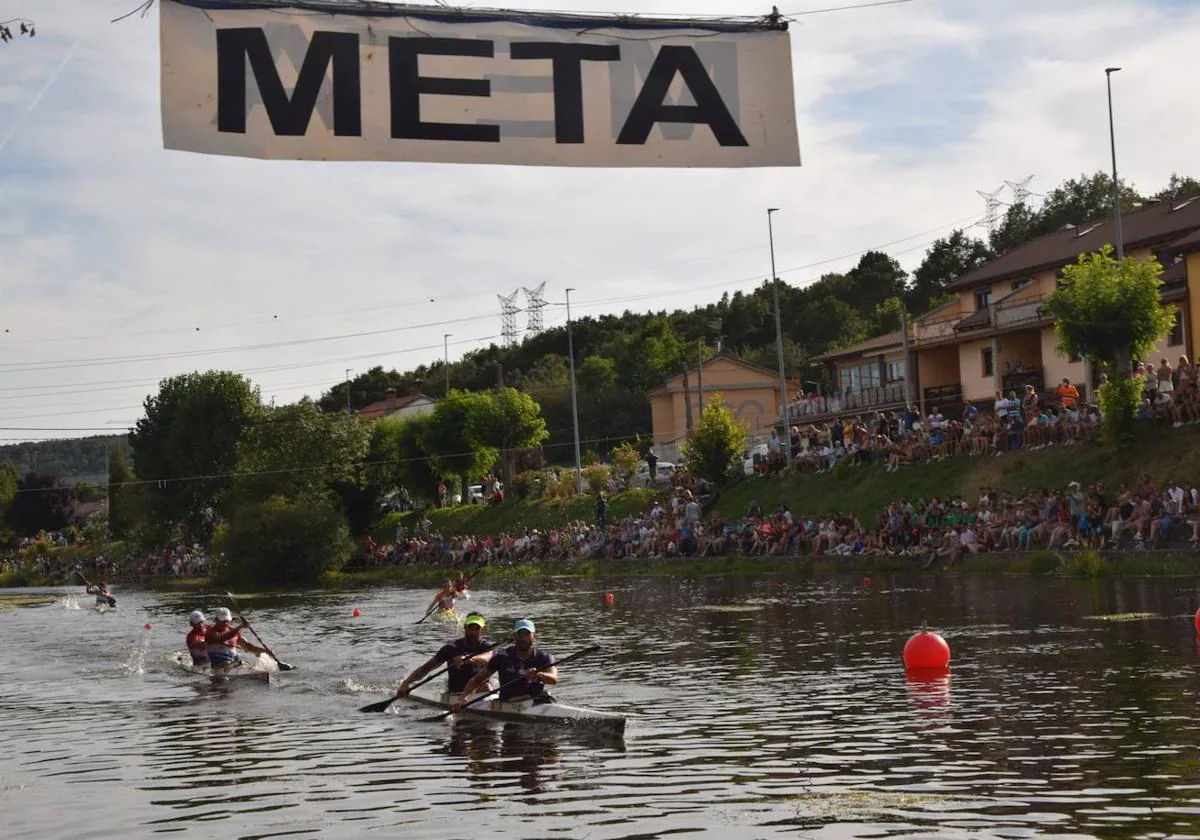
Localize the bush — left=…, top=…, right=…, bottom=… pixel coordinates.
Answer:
left=214, top=494, right=353, bottom=587
left=509, top=472, right=533, bottom=501
left=610, top=441, right=641, bottom=488
left=1097, top=374, right=1142, bottom=449
left=582, top=463, right=611, bottom=494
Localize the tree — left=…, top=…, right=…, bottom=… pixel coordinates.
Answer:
left=130, top=371, right=262, bottom=538
left=1046, top=246, right=1174, bottom=446
left=909, top=230, right=992, bottom=314
left=989, top=202, right=1039, bottom=255
left=6, top=472, right=75, bottom=535
left=420, top=390, right=498, bottom=496
left=1035, top=172, right=1143, bottom=236
left=681, top=395, right=748, bottom=486
left=0, top=462, right=17, bottom=544
left=214, top=494, right=353, bottom=587
left=576, top=355, right=618, bottom=394
left=1152, top=174, right=1200, bottom=203
left=106, top=447, right=139, bottom=539
left=846, top=251, right=907, bottom=314
left=235, top=398, right=369, bottom=501
left=467, top=388, right=549, bottom=485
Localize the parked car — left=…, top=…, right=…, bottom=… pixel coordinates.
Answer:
left=743, top=443, right=769, bottom=476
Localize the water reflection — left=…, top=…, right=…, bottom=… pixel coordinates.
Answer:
left=445, top=718, right=624, bottom=794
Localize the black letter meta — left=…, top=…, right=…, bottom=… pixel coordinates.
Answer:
left=509, top=42, right=620, bottom=143
left=617, top=46, right=747, bottom=147
left=217, top=28, right=361, bottom=136
left=389, top=37, right=499, bottom=142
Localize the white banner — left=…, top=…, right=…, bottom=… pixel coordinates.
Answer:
left=160, top=0, right=801, bottom=167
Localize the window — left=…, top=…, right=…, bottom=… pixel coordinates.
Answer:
left=887, top=359, right=906, bottom=382
left=1168, top=311, right=1184, bottom=346
left=838, top=361, right=882, bottom=393
left=1011, top=278, right=1033, bottom=291
left=981, top=347, right=994, bottom=377
left=974, top=290, right=993, bottom=310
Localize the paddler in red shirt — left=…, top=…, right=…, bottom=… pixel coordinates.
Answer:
left=205, top=607, right=267, bottom=674
left=186, top=610, right=210, bottom=666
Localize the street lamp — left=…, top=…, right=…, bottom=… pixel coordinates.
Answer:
left=345, top=368, right=352, bottom=412
left=565, top=288, right=583, bottom=494
left=443, top=333, right=452, bottom=396
left=1105, top=66, right=1124, bottom=260
left=768, top=208, right=792, bottom=469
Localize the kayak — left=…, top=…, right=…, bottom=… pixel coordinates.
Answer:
left=171, top=650, right=277, bottom=683
left=432, top=609, right=460, bottom=624
left=94, top=603, right=117, bottom=614
left=406, top=690, right=626, bottom=736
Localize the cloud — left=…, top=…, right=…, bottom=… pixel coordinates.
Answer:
left=0, top=0, right=1197, bottom=440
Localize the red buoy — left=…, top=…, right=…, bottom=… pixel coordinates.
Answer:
left=603, top=592, right=614, bottom=605
left=862, top=577, right=871, bottom=587
left=352, top=608, right=361, bottom=618
left=1194, top=607, right=1200, bottom=635
left=903, top=630, right=951, bottom=671
left=144, top=623, right=152, bottom=630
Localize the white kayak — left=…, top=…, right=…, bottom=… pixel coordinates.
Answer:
left=171, top=650, right=278, bottom=683
left=406, top=690, right=626, bottom=736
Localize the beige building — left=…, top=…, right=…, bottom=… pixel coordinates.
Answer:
left=648, top=355, right=797, bottom=451
left=813, top=196, right=1200, bottom=419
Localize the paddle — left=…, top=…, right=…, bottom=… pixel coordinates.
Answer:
left=420, top=643, right=600, bottom=723
left=224, top=591, right=296, bottom=671
left=358, top=638, right=507, bottom=713
left=76, top=571, right=117, bottom=607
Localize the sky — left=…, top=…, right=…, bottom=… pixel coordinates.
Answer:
left=1, top=0, right=1198, bottom=443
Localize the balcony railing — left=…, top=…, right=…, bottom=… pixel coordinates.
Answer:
left=994, top=295, right=1049, bottom=328
left=788, top=382, right=908, bottom=420
left=915, top=315, right=959, bottom=341
left=923, top=383, right=963, bottom=406
left=1001, top=368, right=1044, bottom=395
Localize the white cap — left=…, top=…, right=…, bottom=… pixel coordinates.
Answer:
left=188, top=610, right=205, bottom=625
left=213, top=607, right=233, bottom=622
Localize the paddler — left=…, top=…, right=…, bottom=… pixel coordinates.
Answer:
left=85, top=582, right=116, bottom=608
left=185, top=610, right=210, bottom=666
left=426, top=579, right=458, bottom=617
left=393, top=612, right=495, bottom=698
left=205, top=607, right=267, bottom=673
left=454, top=618, right=557, bottom=710
left=452, top=571, right=472, bottom=600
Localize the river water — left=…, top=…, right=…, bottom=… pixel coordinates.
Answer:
left=2, top=573, right=1200, bottom=839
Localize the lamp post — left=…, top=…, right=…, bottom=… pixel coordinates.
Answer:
left=565, top=288, right=583, bottom=494
left=345, top=369, right=352, bottom=412
left=1105, top=66, right=1124, bottom=260
left=443, top=333, right=452, bottom=396
left=768, top=208, right=792, bottom=469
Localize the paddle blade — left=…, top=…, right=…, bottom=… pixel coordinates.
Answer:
left=277, top=662, right=296, bottom=671
left=359, top=696, right=397, bottom=713
left=418, top=711, right=454, bottom=723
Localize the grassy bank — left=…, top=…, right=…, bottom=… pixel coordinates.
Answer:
left=372, top=488, right=660, bottom=540
left=714, top=424, right=1200, bottom=522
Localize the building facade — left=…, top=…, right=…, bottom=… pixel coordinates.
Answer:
left=813, top=197, right=1200, bottom=419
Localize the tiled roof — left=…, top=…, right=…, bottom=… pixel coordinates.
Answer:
left=948, top=197, right=1200, bottom=292
left=813, top=329, right=906, bottom=362
left=357, top=393, right=434, bottom=420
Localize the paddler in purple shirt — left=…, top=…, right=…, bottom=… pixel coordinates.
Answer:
left=454, top=618, right=557, bottom=709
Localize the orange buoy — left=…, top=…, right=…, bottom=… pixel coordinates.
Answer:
left=903, top=630, right=951, bottom=671
left=352, top=608, right=361, bottom=618
left=603, top=592, right=614, bottom=605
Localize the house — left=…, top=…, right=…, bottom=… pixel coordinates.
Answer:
left=648, top=355, right=798, bottom=458
left=356, top=389, right=437, bottom=421
left=813, top=196, right=1200, bottom=419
